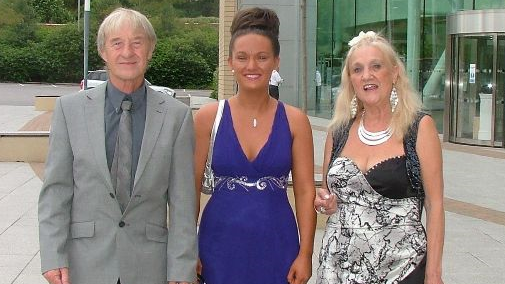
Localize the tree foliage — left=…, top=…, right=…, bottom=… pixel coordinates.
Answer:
left=31, top=0, right=73, bottom=23
left=89, top=0, right=125, bottom=25
left=0, top=1, right=22, bottom=26
left=0, top=0, right=38, bottom=46
left=140, top=0, right=179, bottom=37
left=173, top=0, right=219, bottom=17
left=0, top=0, right=218, bottom=89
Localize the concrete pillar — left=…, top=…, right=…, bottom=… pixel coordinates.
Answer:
left=406, top=1, right=421, bottom=90
left=218, top=0, right=237, bottom=99
left=478, top=93, right=493, bottom=140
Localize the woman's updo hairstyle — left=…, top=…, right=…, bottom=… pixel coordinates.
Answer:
left=229, top=7, right=280, bottom=57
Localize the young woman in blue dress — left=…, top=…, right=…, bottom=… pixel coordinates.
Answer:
left=193, top=7, right=316, bottom=284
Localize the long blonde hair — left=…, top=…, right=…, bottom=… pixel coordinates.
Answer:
left=329, top=31, right=422, bottom=138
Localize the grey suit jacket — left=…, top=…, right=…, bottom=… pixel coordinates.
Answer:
left=38, top=82, right=197, bottom=284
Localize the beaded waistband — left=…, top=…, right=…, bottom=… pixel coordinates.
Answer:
left=215, top=175, right=288, bottom=191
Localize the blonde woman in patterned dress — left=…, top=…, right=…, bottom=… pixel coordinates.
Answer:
left=314, top=31, right=445, bottom=284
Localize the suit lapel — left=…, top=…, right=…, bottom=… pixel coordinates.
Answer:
left=133, top=89, right=167, bottom=188
left=84, top=84, right=114, bottom=190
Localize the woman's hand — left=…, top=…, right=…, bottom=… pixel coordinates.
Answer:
left=195, top=258, right=203, bottom=283
left=315, top=131, right=338, bottom=216
left=314, top=187, right=337, bottom=215
left=287, top=254, right=312, bottom=284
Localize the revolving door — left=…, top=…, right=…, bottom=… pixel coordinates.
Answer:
left=446, top=10, right=505, bottom=147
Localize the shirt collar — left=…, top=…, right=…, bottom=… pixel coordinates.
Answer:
left=106, top=81, right=147, bottom=113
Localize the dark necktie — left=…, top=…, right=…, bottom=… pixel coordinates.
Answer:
left=111, top=100, right=133, bottom=213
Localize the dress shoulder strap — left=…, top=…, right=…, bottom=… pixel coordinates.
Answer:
left=330, top=120, right=354, bottom=165
left=276, top=101, right=287, bottom=121
left=404, top=111, right=428, bottom=198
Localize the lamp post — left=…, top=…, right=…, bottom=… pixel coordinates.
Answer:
left=83, top=0, right=90, bottom=89
left=77, top=0, right=80, bottom=30
left=301, top=0, right=307, bottom=112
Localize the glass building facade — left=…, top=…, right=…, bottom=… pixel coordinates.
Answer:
left=312, top=0, right=505, bottom=138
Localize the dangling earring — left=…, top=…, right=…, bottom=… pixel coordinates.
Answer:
left=390, top=85, right=398, bottom=113
left=350, top=95, right=358, bottom=118
left=231, top=69, right=235, bottom=73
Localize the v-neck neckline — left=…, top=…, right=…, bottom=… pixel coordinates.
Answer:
left=227, top=100, right=280, bottom=164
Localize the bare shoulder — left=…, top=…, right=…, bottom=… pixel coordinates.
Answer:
left=418, top=114, right=438, bottom=138
left=283, top=103, right=311, bottom=130
left=416, top=114, right=441, bottom=154
left=194, top=101, right=220, bottom=132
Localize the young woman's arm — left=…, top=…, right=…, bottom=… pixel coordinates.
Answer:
left=285, top=105, right=317, bottom=284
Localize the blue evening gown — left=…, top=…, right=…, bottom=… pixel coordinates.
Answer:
left=199, top=100, right=299, bottom=284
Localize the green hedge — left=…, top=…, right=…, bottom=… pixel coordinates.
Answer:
left=0, top=24, right=102, bottom=83
left=147, top=34, right=216, bottom=89
left=0, top=24, right=217, bottom=89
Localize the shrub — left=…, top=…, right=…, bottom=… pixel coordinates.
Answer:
left=147, top=38, right=213, bottom=89
left=0, top=44, right=31, bottom=82
left=210, top=69, right=218, bottom=99
left=0, top=24, right=102, bottom=83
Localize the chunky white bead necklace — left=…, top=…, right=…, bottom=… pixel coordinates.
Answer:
left=358, top=112, right=393, bottom=146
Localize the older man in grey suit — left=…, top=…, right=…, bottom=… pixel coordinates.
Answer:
left=38, top=8, right=197, bottom=284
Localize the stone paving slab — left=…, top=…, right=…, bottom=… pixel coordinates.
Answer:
left=0, top=106, right=43, bottom=132
left=443, top=150, right=505, bottom=213
left=0, top=158, right=44, bottom=284
left=0, top=104, right=504, bottom=284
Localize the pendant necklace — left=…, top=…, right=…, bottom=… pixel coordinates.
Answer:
left=358, top=112, right=392, bottom=146
left=240, top=96, right=270, bottom=128
left=252, top=99, right=268, bottom=128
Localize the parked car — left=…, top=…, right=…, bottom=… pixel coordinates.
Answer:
left=80, top=70, right=176, bottom=97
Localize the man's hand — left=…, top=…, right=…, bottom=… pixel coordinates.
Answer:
left=43, top=268, right=70, bottom=284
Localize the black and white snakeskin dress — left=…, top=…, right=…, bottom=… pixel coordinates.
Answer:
left=317, top=113, right=428, bottom=284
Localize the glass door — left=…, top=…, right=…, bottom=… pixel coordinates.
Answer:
left=495, top=36, right=505, bottom=145
left=446, top=10, right=505, bottom=147
left=451, top=35, right=496, bottom=146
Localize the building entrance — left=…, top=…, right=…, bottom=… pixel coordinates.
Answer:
left=446, top=10, right=505, bottom=147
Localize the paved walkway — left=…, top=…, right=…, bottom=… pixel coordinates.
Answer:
left=0, top=99, right=504, bottom=284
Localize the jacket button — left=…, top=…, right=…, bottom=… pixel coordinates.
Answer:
left=109, top=193, right=115, bottom=198
left=119, top=221, right=125, bottom=227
